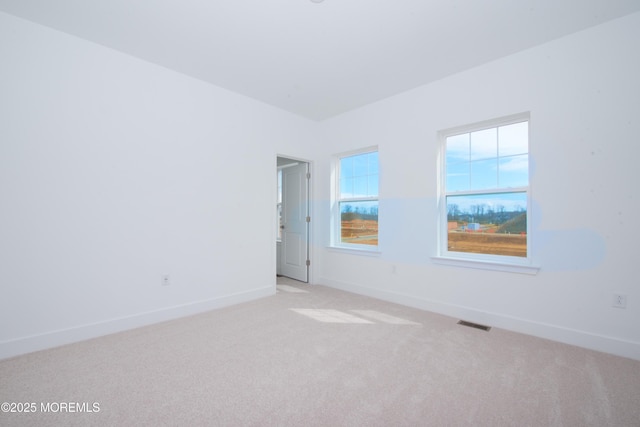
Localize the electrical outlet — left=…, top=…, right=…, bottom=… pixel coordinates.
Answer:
left=162, top=274, right=170, bottom=286
left=612, top=294, right=627, bottom=309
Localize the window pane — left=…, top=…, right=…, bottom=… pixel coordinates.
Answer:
left=340, top=151, right=378, bottom=199
left=340, top=177, right=353, bottom=198
left=446, top=162, right=469, bottom=192
left=499, top=155, right=528, bottom=188
left=337, top=150, right=379, bottom=247
left=353, top=176, right=368, bottom=197
left=446, top=133, right=469, bottom=164
left=368, top=174, right=379, bottom=197
left=353, top=154, right=368, bottom=177
left=340, top=201, right=378, bottom=246
left=470, top=128, right=497, bottom=161
left=498, top=121, right=528, bottom=157
left=368, top=152, right=379, bottom=174
left=470, top=159, right=497, bottom=190
left=446, top=192, right=527, bottom=257
left=340, top=157, right=353, bottom=178
left=443, top=117, right=529, bottom=260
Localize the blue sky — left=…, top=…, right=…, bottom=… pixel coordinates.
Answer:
left=340, top=151, right=379, bottom=198
left=446, top=121, right=528, bottom=192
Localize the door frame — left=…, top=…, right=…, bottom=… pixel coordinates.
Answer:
left=276, top=154, right=313, bottom=284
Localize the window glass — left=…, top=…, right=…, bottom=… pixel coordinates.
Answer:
left=470, top=159, right=497, bottom=190
left=446, top=133, right=469, bottom=164
left=446, top=192, right=527, bottom=257
left=470, top=128, right=497, bottom=161
left=340, top=201, right=379, bottom=246
left=443, top=116, right=529, bottom=259
left=499, top=155, right=528, bottom=188
left=354, top=176, right=368, bottom=197
left=446, top=162, right=470, bottom=192
left=498, top=122, right=528, bottom=156
left=336, top=150, right=379, bottom=247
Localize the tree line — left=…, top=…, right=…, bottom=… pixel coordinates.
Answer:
left=447, top=203, right=525, bottom=225
left=341, top=205, right=379, bottom=221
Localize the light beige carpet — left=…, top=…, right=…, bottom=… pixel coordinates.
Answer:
left=1, top=277, right=639, bottom=426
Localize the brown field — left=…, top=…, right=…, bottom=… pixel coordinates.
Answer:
left=339, top=220, right=524, bottom=254
left=341, top=219, right=378, bottom=245
left=448, top=232, right=527, bottom=257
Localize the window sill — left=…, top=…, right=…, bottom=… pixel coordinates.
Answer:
left=327, top=245, right=381, bottom=257
left=431, top=256, right=540, bottom=275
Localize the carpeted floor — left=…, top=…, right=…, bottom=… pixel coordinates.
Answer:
left=1, top=277, right=639, bottom=426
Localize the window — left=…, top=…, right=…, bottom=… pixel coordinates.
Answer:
left=439, top=113, right=531, bottom=266
left=334, top=149, right=379, bottom=248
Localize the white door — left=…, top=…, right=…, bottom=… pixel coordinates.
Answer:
left=281, top=162, right=309, bottom=282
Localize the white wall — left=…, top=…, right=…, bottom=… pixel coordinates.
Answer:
left=314, top=12, right=640, bottom=360
left=0, top=12, right=318, bottom=359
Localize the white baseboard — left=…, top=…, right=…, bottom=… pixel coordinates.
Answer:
left=319, top=277, right=640, bottom=361
left=0, top=286, right=274, bottom=360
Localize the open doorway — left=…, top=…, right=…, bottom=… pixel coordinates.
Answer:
left=277, top=156, right=310, bottom=283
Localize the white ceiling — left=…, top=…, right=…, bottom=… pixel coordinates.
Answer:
left=1, top=0, right=639, bottom=121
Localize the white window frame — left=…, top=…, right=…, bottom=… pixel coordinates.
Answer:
left=331, top=146, right=379, bottom=252
left=433, top=113, right=539, bottom=274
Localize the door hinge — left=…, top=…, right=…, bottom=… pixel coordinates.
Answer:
left=306, top=172, right=311, bottom=180
left=306, top=259, right=310, bottom=267
left=306, top=216, right=311, bottom=223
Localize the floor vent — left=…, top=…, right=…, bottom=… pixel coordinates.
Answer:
left=457, top=320, right=491, bottom=331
